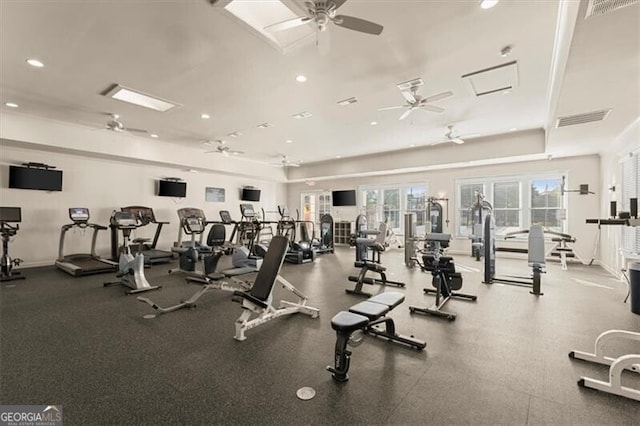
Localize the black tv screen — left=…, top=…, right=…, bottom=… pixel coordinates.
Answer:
left=332, top=190, right=357, bottom=206
left=9, top=166, right=63, bottom=192
left=241, top=188, right=261, bottom=202
left=158, top=180, right=186, bottom=197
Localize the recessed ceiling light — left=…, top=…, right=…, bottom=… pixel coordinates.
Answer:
left=26, top=58, right=44, bottom=68
left=296, top=75, right=307, bottom=83
left=189, top=169, right=198, bottom=173
left=480, top=0, right=499, bottom=9
left=370, top=121, right=378, bottom=126
left=285, top=139, right=293, bottom=144
left=292, top=112, right=312, bottom=119
left=103, top=84, right=180, bottom=112
left=150, top=133, right=159, bottom=138
left=5, top=102, right=18, bottom=108
left=228, top=131, right=242, bottom=138
left=409, top=144, right=416, bottom=147
left=336, top=155, right=342, bottom=159
left=509, top=128, right=517, bottom=131
left=201, top=113, right=210, bottom=119
left=257, top=122, right=273, bottom=128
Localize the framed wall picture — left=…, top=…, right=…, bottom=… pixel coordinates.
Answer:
left=205, top=187, right=225, bottom=202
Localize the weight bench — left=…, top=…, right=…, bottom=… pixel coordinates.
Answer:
left=326, top=291, right=426, bottom=382
left=232, top=235, right=319, bottom=341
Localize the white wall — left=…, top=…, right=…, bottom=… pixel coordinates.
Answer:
left=0, top=144, right=287, bottom=267
left=598, top=119, right=640, bottom=276
left=288, top=155, right=601, bottom=260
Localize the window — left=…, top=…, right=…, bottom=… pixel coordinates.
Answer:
left=357, top=184, right=428, bottom=234
left=493, top=181, right=521, bottom=234
left=530, top=178, right=563, bottom=232
left=458, top=183, right=485, bottom=237
left=300, top=192, right=332, bottom=236
left=406, top=187, right=427, bottom=235
left=456, top=174, right=566, bottom=237
left=382, top=188, right=400, bottom=229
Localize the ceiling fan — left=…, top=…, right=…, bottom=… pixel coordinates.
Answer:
left=264, top=0, right=383, bottom=36
left=271, top=155, right=301, bottom=168
left=105, top=114, right=148, bottom=134
left=379, top=89, right=453, bottom=121
left=203, top=140, right=244, bottom=156
left=431, top=125, right=466, bottom=145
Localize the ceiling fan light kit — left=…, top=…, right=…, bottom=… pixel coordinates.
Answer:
left=265, top=0, right=384, bottom=37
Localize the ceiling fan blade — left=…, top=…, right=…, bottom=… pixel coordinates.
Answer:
left=399, top=108, right=414, bottom=121
left=329, top=0, right=348, bottom=11
left=229, top=150, right=244, bottom=155
left=265, top=16, right=311, bottom=32
left=127, top=128, right=148, bottom=134
left=423, top=91, right=453, bottom=103
left=378, top=105, right=406, bottom=111
left=401, top=91, right=416, bottom=104
left=333, top=15, right=383, bottom=35
left=450, top=138, right=465, bottom=144
left=420, top=104, right=445, bottom=113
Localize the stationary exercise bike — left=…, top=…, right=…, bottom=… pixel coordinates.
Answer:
left=1, top=207, right=25, bottom=283
left=104, top=211, right=161, bottom=294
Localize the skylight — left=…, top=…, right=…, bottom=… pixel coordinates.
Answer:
left=103, top=84, right=180, bottom=112
left=223, top=0, right=314, bottom=53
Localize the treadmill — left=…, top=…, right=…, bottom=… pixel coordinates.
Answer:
left=109, top=206, right=173, bottom=265
left=55, top=208, right=118, bottom=277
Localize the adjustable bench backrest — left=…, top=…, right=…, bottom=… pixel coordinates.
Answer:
left=248, top=235, right=289, bottom=302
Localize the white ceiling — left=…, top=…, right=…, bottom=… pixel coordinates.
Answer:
left=0, top=0, right=638, bottom=169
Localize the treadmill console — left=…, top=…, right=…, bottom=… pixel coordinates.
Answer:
left=185, top=217, right=204, bottom=234
left=240, top=204, right=256, bottom=219
left=0, top=207, right=22, bottom=223
left=122, top=206, right=155, bottom=225
left=219, top=210, right=233, bottom=224
left=111, top=211, right=138, bottom=228
left=69, top=207, right=90, bottom=223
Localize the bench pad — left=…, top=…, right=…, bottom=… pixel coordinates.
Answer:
left=330, top=311, right=370, bottom=332
left=349, top=300, right=390, bottom=320
left=368, top=291, right=404, bottom=309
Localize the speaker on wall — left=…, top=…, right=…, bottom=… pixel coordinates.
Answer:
left=610, top=201, right=617, bottom=218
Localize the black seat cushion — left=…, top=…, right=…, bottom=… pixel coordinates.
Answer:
left=368, top=291, right=404, bottom=309
left=331, top=311, right=369, bottom=332
left=349, top=301, right=389, bottom=320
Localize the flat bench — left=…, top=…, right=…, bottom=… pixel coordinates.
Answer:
left=326, top=291, right=426, bottom=382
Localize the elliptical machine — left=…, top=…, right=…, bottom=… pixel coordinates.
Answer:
left=1, top=207, right=25, bottom=283
left=104, top=211, right=161, bottom=294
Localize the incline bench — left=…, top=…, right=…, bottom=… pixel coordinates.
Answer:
left=326, top=291, right=426, bottom=382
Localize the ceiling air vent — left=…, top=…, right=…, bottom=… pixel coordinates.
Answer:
left=556, top=109, right=611, bottom=128
left=585, top=0, right=638, bottom=18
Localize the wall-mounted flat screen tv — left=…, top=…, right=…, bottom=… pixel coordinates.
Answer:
left=332, top=189, right=357, bottom=206
left=9, top=165, right=63, bottom=191
left=241, top=188, right=261, bottom=202
left=158, top=180, right=186, bottom=197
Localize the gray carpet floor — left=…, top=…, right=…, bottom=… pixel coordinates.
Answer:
left=1, top=246, right=639, bottom=425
